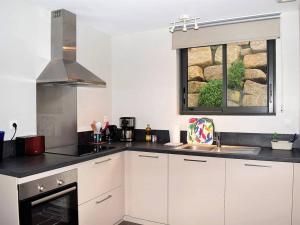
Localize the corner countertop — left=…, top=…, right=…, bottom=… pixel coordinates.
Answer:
left=1, top=142, right=300, bottom=178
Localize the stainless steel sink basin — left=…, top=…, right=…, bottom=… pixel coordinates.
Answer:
left=218, top=145, right=261, bottom=155
left=176, top=144, right=261, bottom=155
left=178, top=144, right=216, bottom=151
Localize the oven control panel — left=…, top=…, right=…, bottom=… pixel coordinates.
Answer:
left=18, top=169, right=77, bottom=200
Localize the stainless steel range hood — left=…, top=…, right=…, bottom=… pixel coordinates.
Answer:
left=37, top=9, right=106, bottom=87
left=37, top=9, right=106, bottom=150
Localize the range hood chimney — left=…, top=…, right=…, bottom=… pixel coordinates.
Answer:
left=37, top=9, right=106, bottom=86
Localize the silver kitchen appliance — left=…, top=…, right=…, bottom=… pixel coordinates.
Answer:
left=120, top=117, right=135, bottom=142
left=18, top=169, right=78, bottom=225
left=37, top=9, right=106, bottom=86
left=36, top=9, right=106, bottom=151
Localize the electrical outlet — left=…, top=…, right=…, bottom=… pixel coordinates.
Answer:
left=9, top=120, right=18, bottom=130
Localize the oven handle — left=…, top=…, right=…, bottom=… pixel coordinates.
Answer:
left=31, top=186, right=77, bottom=206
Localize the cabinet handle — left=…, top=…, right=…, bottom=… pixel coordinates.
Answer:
left=269, top=83, right=273, bottom=103
left=94, top=158, right=112, bottom=165
left=244, top=163, right=272, bottom=168
left=184, top=159, right=207, bottom=163
left=96, top=195, right=112, bottom=204
left=138, top=155, right=159, bottom=159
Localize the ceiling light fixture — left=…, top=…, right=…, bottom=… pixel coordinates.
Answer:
left=169, top=13, right=281, bottom=33
left=194, top=18, right=199, bottom=30
left=180, top=15, right=189, bottom=32
left=182, top=23, right=187, bottom=32
left=277, top=0, right=296, bottom=3
left=169, top=21, right=176, bottom=33
left=169, top=15, right=200, bottom=33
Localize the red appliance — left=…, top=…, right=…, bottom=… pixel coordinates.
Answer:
left=16, top=135, right=45, bottom=156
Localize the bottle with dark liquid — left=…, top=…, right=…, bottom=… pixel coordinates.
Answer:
left=145, top=124, right=151, bottom=142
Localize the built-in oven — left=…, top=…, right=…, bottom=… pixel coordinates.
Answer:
left=18, top=169, right=78, bottom=225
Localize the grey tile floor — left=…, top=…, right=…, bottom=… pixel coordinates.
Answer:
left=118, top=221, right=141, bottom=225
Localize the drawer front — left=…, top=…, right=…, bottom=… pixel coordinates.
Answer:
left=78, top=152, right=124, bottom=204
left=79, top=187, right=124, bottom=225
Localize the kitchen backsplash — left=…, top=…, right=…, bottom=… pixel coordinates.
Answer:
left=180, top=131, right=300, bottom=148
left=2, top=131, right=300, bottom=159
left=2, top=141, right=16, bottom=159
left=78, top=129, right=170, bottom=144
left=78, top=129, right=300, bottom=148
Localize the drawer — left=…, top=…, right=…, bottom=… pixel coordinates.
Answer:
left=78, top=152, right=124, bottom=204
left=79, top=187, right=124, bottom=225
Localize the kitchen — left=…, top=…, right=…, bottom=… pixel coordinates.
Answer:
left=0, top=0, right=300, bottom=225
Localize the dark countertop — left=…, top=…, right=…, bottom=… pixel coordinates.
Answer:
left=2, top=142, right=300, bottom=178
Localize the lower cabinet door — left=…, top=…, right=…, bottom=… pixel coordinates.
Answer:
left=293, top=164, right=300, bottom=225
left=125, top=151, right=168, bottom=224
left=79, top=187, right=124, bottom=225
left=169, top=155, right=225, bottom=225
left=225, top=159, right=293, bottom=225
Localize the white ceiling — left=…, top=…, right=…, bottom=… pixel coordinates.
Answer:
left=28, top=0, right=299, bottom=35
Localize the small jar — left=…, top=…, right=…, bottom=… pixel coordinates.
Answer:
left=151, top=135, right=158, bottom=143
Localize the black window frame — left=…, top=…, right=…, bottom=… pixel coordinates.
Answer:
left=180, top=40, right=276, bottom=115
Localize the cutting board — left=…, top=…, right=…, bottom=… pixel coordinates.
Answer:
left=187, top=118, right=214, bottom=145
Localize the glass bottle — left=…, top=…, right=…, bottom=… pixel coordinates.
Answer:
left=146, top=124, right=152, bottom=142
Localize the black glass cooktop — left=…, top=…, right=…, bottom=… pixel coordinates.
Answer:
left=45, top=144, right=116, bottom=157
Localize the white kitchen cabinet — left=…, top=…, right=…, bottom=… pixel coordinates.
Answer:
left=78, top=152, right=124, bottom=204
left=79, top=187, right=124, bottom=225
left=0, top=175, right=19, bottom=225
left=125, top=151, right=168, bottom=224
left=293, top=164, right=300, bottom=225
left=169, top=154, right=225, bottom=225
left=225, top=159, right=293, bottom=225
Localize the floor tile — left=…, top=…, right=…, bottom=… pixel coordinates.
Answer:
left=118, top=221, right=141, bottom=225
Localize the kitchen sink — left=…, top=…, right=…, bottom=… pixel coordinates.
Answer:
left=178, top=144, right=217, bottom=151
left=218, top=145, right=261, bottom=155
left=176, top=144, right=261, bottom=155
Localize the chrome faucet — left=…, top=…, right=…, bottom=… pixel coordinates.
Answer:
left=200, top=118, right=220, bottom=148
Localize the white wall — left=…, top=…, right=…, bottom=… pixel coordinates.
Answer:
left=77, top=22, right=112, bottom=132
left=0, top=0, right=112, bottom=140
left=0, top=0, right=46, bottom=140
left=112, top=11, right=300, bottom=134
left=0, top=1, right=298, bottom=139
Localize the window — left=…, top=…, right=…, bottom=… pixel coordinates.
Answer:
left=180, top=40, right=276, bottom=115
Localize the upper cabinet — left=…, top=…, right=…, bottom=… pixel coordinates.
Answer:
left=225, top=159, right=293, bottom=225
left=169, top=154, right=225, bottom=225
left=125, top=151, right=168, bottom=224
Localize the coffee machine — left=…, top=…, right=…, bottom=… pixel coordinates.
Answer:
left=120, top=117, right=135, bottom=142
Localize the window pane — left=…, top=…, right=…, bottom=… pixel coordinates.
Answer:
left=187, top=45, right=223, bottom=108
left=227, top=41, right=268, bottom=107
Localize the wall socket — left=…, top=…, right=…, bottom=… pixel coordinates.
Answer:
left=9, top=120, right=18, bottom=130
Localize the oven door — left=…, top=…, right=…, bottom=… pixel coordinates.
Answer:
left=19, top=183, right=78, bottom=225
